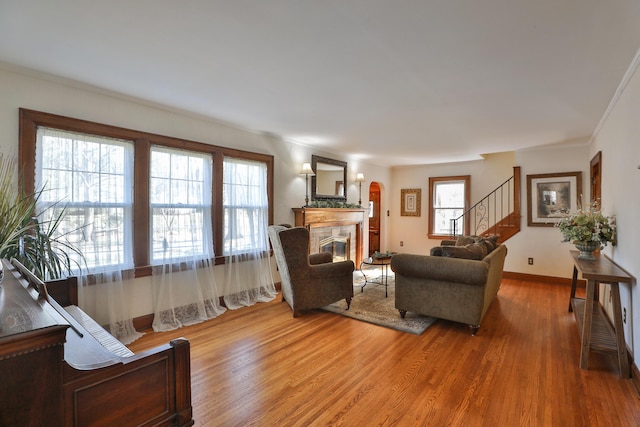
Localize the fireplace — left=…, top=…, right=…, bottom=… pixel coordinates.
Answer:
left=319, top=235, right=351, bottom=262
left=292, top=207, right=365, bottom=266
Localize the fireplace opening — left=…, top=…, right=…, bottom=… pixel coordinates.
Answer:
left=319, top=235, right=350, bottom=262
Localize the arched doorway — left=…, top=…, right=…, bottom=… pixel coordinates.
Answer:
left=368, top=182, right=381, bottom=256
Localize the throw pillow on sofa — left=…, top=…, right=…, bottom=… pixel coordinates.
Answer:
left=430, top=246, right=444, bottom=256
left=455, top=235, right=476, bottom=246
left=474, top=235, right=499, bottom=254
left=440, top=242, right=488, bottom=260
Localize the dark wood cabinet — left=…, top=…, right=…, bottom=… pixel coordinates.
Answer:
left=0, top=260, right=68, bottom=426
left=0, top=260, right=194, bottom=426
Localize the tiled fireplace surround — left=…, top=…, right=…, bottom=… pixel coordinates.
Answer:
left=292, top=208, right=365, bottom=267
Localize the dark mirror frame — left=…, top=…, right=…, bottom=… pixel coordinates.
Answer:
left=311, top=154, right=348, bottom=202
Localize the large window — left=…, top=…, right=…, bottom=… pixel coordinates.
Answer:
left=222, top=157, right=269, bottom=255
left=150, top=147, right=213, bottom=263
left=36, top=127, right=134, bottom=271
left=20, top=109, right=274, bottom=276
left=428, top=175, right=470, bottom=238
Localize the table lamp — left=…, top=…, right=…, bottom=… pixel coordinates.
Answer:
left=300, top=162, right=315, bottom=206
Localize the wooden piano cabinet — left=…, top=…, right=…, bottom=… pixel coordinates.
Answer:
left=62, top=338, right=192, bottom=427
left=0, top=260, right=69, bottom=426
left=0, top=259, right=194, bottom=426
left=568, top=251, right=632, bottom=378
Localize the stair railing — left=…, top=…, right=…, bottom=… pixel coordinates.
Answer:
left=450, top=175, right=515, bottom=239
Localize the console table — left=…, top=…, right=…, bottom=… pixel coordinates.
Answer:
left=568, top=250, right=632, bottom=378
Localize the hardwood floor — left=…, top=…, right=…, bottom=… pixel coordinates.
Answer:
left=128, top=278, right=640, bottom=426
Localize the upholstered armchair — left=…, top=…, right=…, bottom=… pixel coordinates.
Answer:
left=268, top=225, right=354, bottom=317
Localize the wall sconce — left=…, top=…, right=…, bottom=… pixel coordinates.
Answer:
left=300, top=162, right=315, bottom=207
left=355, top=173, right=366, bottom=206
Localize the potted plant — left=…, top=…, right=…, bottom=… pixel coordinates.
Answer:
left=556, top=200, right=616, bottom=260
left=0, top=155, right=83, bottom=280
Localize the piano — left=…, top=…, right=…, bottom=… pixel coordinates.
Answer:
left=0, top=259, right=194, bottom=427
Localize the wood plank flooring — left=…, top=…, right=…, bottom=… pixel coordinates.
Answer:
left=128, top=278, right=640, bottom=426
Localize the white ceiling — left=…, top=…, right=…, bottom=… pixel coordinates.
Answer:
left=2, top=1, right=640, bottom=166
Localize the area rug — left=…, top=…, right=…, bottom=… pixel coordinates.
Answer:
left=321, top=268, right=437, bottom=335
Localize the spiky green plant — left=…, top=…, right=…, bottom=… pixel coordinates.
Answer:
left=0, top=155, right=83, bottom=280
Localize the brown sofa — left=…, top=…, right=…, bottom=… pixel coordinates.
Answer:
left=391, top=237, right=507, bottom=335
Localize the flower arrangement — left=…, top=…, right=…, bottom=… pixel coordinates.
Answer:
left=556, top=200, right=617, bottom=248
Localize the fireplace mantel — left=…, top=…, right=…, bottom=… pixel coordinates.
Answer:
left=292, top=208, right=365, bottom=266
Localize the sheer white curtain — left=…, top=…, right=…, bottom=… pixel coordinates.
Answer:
left=78, top=268, right=143, bottom=345
left=150, top=147, right=226, bottom=332
left=36, top=127, right=142, bottom=345
left=222, top=157, right=276, bottom=309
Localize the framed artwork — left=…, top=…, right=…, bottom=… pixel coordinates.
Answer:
left=527, top=171, right=582, bottom=227
left=401, top=188, right=421, bottom=217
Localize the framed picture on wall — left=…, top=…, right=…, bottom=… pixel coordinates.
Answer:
left=527, top=171, right=582, bottom=227
left=401, top=188, right=421, bottom=217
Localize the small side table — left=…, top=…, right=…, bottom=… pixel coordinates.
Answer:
left=568, top=250, right=632, bottom=378
left=360, top=255, right=393, bottom=297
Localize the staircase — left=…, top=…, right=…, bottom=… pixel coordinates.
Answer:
left=451, top=166, right=521, bottom=244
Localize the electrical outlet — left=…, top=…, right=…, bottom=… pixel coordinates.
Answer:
left=624, top=308, right=627, bottom=324
left=400, top=241, right=404, bottom=247
left=528, top=257, right=533, bottom=265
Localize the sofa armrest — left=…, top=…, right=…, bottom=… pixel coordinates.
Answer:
left=440, top=240, right=457, bottom=246
left=391, top=253, right=488, bottom=286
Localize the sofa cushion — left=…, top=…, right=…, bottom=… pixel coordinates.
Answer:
left=455, top=235, right=476, bottom=246
left=474, top=235, right=499, bottom=254
left=430, top=246, right=444, bottom=256
left=441, top=242, right=488, bottom=260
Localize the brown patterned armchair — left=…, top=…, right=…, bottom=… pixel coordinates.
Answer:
left=268, top=225, right=354, bottom=317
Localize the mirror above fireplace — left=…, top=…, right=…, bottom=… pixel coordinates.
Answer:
left=311, top=155, right=347, bottom=202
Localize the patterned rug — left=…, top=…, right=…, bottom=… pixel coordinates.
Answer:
left=321, top=267, right=437, bottom=335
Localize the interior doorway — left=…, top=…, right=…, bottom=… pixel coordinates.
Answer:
left=368, top=182, right=381, bottom=256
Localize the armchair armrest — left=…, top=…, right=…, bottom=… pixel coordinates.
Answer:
left=309, top=252, right=333, bottom=265
left=391, top=254, right=488, bottom=286
left=309, top=260, right=355, bottom=279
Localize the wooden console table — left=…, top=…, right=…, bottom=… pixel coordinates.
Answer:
left=568, top=250, right=632, bottom=378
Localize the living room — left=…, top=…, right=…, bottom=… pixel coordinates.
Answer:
left=1, top=2, right=640, bottom=425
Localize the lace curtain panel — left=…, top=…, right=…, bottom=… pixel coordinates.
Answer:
left=222, top=157, right=276, bottom=309
left=150, top=147, right=226, bottom=332
left=78, top=268, right=143, bottom=345
left=36, top=127, right=142, bottom=344
left=35, top=131, right=275, bottom=338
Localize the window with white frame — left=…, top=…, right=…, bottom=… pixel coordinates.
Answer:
left=429, top=175, right=470, bottom=237
left=35, top=127, right=134, bottom=271
left=150, top=147, right=213, bottom=263
left=222, top=157, right=269, bottom=255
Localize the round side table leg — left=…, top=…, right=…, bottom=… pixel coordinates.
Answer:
left=359, top=261, right=368, bottom=292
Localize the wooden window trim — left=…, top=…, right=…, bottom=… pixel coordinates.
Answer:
left=18, top=108, right=274, bottom=278
left=428, top=175, right=471, bottom=239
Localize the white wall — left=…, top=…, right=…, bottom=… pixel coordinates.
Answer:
left=590, top=52, right=640, bottom=361
left=388, top=145, right=595, bottom=280
left=509, top=143, right=591, bottom=277
left=388, top=152, right=515, bottom=256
